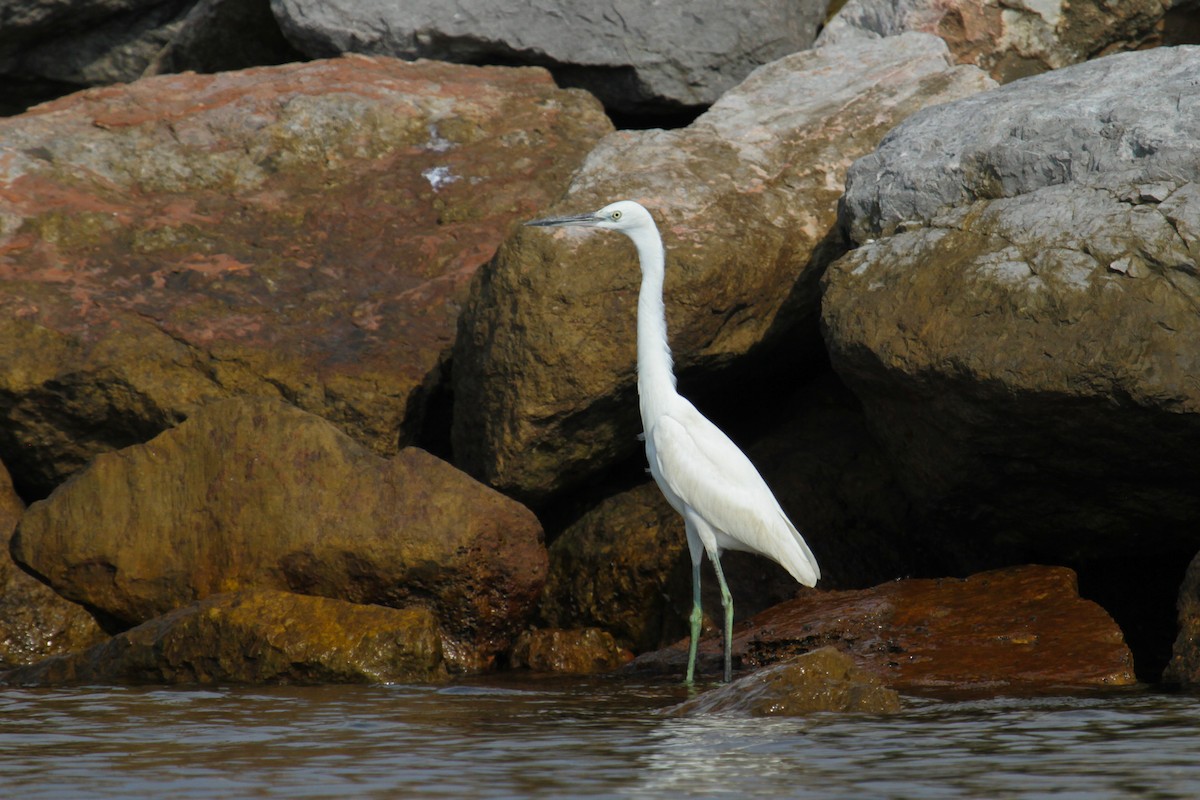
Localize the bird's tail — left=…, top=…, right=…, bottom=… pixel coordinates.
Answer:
left=775, top=512, right=820, bottom=587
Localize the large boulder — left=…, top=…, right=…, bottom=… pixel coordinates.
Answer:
left=635, top=566, right=1136, bottom=693
left=11, top=397, right=547, bottom=672
left=817, top=0, right=1174, bottom=83
left=3, top=589, right=446, bottom=686
left=1164, top=550, right=1200, bottom=686
left=0, top=458, right=106, bottom=668
left=0, top=56, right=610, bottom=498
left=0, top=0, right=301, bottom=113
left=270, top=0, right=829, bottom=116
left=452, top=33, right=995, bottom=503
left=822, top=46, right=1200, bottom=572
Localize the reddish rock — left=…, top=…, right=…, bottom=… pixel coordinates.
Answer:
left=819, top=0, right=1170, bottom=83
left=0, top=55, right=611, bottom=496
left=0, top=458, right=106, bottom=668
left=3, top=589, right=446, bottom=686
left=11, top=397, right=547, bottom=672
left=509, top=628, right=633, bottom=674
left=636, top=566, right=1135, bottom=693
left=671, top=647, right=902, bottom=715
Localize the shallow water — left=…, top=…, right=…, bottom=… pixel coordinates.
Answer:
left=3, top=676, right=1199, bottom=799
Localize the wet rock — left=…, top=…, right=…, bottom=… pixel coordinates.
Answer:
left=817, top=0, right=1169, bottom=83
left=539, top=374, right=921, bottom=654
left=509, top=628, right=632, bottom=675
left=11, top=397, right=547, bottom=672
left=540, top=483, right=687, bottom=653
left=823, top=46, right=1200, bottom=567
left=636, top=566, right=1136, bottom=693
left=0, top=56, right=610, bottom=497
left=0, top=458, right=106, bottom=668
left=3, top=589, right=446, bottom=686
left=1163, top=551, right=1200, bottom=686
left=271, top=0, right=829, bottom=116
left=671, top=647, right=901, bottom=715
left=453, top=32, right=994, bottom=502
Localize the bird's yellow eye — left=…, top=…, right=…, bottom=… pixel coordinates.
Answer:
left=610, top=210, right=622, bottom=221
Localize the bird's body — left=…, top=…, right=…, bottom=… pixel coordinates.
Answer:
left=526, top=200, right=819, bottom=682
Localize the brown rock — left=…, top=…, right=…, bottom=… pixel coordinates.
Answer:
left=452, top=32, right=994, bottom=502
left=672, top=647, right=902, bottom=715
left=11, top=397, right=547, bottom=672
left=637, top=566, right=1136, bottom=694
left=818, top=0, right=1169, bottom=83
left=0, top=55, right=611, bottom=497
left=509, top=628, right=633, bottom=674
left=540, top=483, right=687, bottom=653
left=1163, top=550, right=1200, bottom=686
left=3, top=589, right=446, bottom=686
left=0, top=458, right=106, bottom=668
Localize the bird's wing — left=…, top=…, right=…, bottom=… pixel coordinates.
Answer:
left=648, top=401, right=820, bottom=586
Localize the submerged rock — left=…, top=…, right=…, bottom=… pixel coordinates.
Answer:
left=635, top=566, right=1135, bottom=693
left=509, top=628, right=632, bottom=675
left=671, top=647, right=901, bottom=715
left=11, top=397, right=547, bottom=672
left=3, top=589, right=446, bottom=686
left=453, top=32, right=994, bottom=503
left=0, top=55, right=609, bottom=497
left=0, top=458, right=106, bottom=668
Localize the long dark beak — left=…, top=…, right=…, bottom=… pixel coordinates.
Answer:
left=525, top=212, right=601, bottom=228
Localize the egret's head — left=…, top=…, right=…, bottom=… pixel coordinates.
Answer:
left=525, top=200, right=653, bottom=234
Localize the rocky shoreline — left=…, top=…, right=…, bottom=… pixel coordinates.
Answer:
left=2, top=1, right=1199, bottom=714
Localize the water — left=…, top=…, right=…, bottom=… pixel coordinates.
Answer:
left=3, top=676, right=1200, bottom=799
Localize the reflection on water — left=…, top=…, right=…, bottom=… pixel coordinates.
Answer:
left=3, top=676, right=1200, bottom=799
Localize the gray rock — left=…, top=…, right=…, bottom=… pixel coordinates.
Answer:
left=840, top=46, right=1200, bottom=244
left=269, top=0, right=829, bottom=114
left=822, top=46, right=1200, bottom=568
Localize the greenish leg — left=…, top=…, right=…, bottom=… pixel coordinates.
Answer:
left=710, top=554, right=734, bottom=682
left=685, top=558, right=702, bottom=684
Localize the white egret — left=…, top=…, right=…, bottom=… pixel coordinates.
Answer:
left=526, top=200, right=820, bottom=683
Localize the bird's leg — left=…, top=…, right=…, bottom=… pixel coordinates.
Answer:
left=709, top=554, right=734, bottom=682
left=685, top=557, right=702, bottom=684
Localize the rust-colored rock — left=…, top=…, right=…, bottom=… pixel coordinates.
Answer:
left=509, top=628, right=633, bottom=675
left=672, top=647, right=902, bottom=715
left=11, top=397, right=547, bottom=672
left=0, top=55, right=611, bottom=497
left=818, top=0, right=1170, bottom=84
left=452, top=33, right=995, bottom=502
left=2, top=589, right=446, bottom=686
left=0, top=458, right=106, bottom=668
left=637, top=566, right=1135, bottom=693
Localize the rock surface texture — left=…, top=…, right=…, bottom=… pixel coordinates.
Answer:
left=636, top=566, right=1136, bottom=693
left=3, top=589, right=447, bottom=686
left=0, top=459, right=107, bottom=667
left=671, top=646, right=902, bottom=715
left=270, top=0, right=829, bottom=115
left=1164, top=550, right=1200, bottom=686
left=0, top=56, right=609, bottom=498
left=453, top=33, right=995, bottom=502
left=508, top=627, right=632, bottom=674
left=11, top=398, right=547, bottom=672
left=823, top=46, right=1200, bottom=571
left=818, top=0, right=1173, bottom=83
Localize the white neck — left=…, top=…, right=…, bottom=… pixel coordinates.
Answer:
left=628, top=224, right=677, bottom=426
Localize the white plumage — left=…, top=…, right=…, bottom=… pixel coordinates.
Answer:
left=527, top=200, right=820, bottom=682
